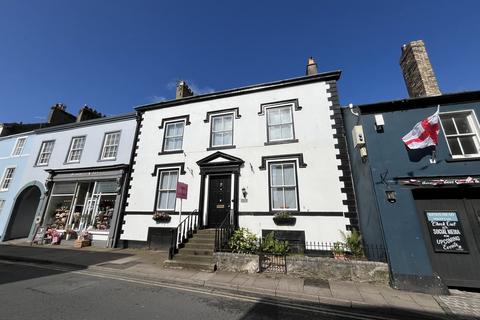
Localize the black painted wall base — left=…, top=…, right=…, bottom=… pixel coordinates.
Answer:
left=390, top=273, right=449, bottom=295
left=118, top=240, right=149, bottom=249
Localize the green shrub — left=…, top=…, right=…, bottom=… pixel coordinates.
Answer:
left=228, top=228, right=258, bottom=254
left=341, top=229, right=363, bottom=258
left=261, top=232, right=289, bottom=255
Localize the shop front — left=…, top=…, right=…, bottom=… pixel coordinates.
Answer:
left=42, top=165, right=128, bottom=247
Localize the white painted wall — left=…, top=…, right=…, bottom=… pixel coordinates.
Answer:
left=123, top=81, right=350, bottom=243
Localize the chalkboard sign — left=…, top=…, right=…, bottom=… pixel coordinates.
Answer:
left=33, top=226, right=46, bottom=244
left=425, top=211, right=468, bottom=253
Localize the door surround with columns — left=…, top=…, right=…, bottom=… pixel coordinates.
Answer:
left=196, top=152, right=244, bottom=228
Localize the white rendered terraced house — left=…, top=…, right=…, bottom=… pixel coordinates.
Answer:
left=120, top=61, right=357, bottom=249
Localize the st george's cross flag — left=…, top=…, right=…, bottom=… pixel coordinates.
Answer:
left=402, top=110, right=440, bottom=149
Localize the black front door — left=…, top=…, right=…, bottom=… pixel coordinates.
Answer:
left=414, top=188, right=480, bottom=288
left=207, top=174, right=232, bottom=228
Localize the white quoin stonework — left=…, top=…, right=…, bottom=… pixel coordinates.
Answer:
left=121, top=73, right=355, bottom=245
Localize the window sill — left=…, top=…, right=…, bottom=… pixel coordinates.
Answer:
left=158, top=150, right=184, bottom=155
left=264, top=139, right=299, bottom=146
left=34, top=164, right=49, bottom=167
left=445, top=157, right=480, bottom=162
left=98, top=158, right=116, bottom=162
left=207, top=145, right=236, bottom=151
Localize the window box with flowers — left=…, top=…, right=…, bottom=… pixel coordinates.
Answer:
left=272, top=212, right=296, bottom=226
left=152, top=212, right=171, bottom=223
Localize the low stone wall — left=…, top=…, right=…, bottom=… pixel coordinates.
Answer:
left=214, top=252, right=259, bottom=274
left=213, top=252, right=389, bottom=285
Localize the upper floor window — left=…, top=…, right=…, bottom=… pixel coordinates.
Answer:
left=0, top=199, right=5, bottom=215
left=66, top=136, right=86, bottom=163
left=211, top=114, right=233, bottom=147
left=156, top=169, right=178, bottom=211
left=101, top=131, right=121, bottom=160
left=440, top=111, right=480, bottom=158
left=163, top=121, right=184, bottom=152
left=36, top=140, right=55, bottom=166
left=266, top=106, right=294, bottom=142
left=269, top=162, right=298, bottom=211
left=11, top=137, right=27, bottom=156
left=0, top=167, right=16, bottom=191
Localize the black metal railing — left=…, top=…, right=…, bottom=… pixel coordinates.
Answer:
left=258, top=238, right=288, bottom=273
left=289, top=241, right=387, bottom=262
left=168, top=210, right=198, bottom=259
left=214, top=214, right=235, bottom=252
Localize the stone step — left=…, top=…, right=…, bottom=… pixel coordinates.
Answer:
left=188, top=238, right=216, bottom=245
left=196, top=229, right=217, bottom=235
left=174, top=253, right=214, bottom=263
left=179, top=248, right=214, bottom=256
left=192, top=233, right=216, bottom=240
left=184, top=242, right=215, bottom=250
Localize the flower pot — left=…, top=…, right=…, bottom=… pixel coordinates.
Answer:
left=334, top=253, right=347, bottom=261
left=273, top=217, right=296, bottom=226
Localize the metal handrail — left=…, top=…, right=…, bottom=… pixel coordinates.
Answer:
left=168, top=209, right=198, bottom=259
left=214, top=213, right=235, bottom=252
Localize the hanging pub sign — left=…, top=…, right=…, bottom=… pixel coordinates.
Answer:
left=425, top=211, right=468, bottom=253
left=399, top=176, right=480, bottom=187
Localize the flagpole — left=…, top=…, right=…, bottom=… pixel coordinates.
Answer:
left=430, top=104, right=441, bottom=164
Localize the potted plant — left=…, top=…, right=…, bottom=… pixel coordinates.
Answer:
left=272, top=212, right=296, bottom=226
left=332, top=242, right=346, bottom=260
left=65, top=228, right=77, bottom=241
left=152, top=212, right=171, bottom=223
left=74, top=230, right=92, bottom=248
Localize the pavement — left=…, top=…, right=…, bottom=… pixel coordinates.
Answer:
left=1, top=240, right=479, bottom=319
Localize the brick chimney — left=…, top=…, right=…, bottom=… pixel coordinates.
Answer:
left=399, top=40, right=441, bottom=98
left=176, top=81, right=194, bottom=99
left=76, top=105, right=104, bottom=122
left=306, top=57, right=318, bottom=75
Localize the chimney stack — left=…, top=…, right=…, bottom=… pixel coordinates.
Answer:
left=399, top=40, right=441, bottom=98
left=176, top=81, right=194, bottom=99
left=47, top=103, right=76, bottom=125
left=76, top=104, right=104, bottom=122
left=306, top=57, right=318, bottom=75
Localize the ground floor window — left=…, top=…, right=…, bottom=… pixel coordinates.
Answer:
left=156, top=169, right=179, bottom=211
left=44, top=180, right=118, bottom=233
left=269, top=162, right=298, bottom=210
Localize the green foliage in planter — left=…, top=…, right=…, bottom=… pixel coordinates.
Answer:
left=261, top=232, right=289, bottom=255
left=228, top=228, right=258, bottom=254
left=273, top=211, right=293, bottom=220
left=341, top=229, right=363, bottom=258
left=332, top=241, right=345, bottom=255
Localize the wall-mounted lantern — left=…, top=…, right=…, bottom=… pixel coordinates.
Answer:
left=241, top=187, right=248, bottom=199
left=385, top=190, right=397, bottom=203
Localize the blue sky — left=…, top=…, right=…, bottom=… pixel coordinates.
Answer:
left=0, top=1, right=479, bottom=122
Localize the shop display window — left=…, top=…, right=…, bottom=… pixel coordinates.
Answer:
left=45, top=180, right=119, bottom=234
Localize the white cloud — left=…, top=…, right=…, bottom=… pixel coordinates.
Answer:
left=148, top=95, right=167, bottom=103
